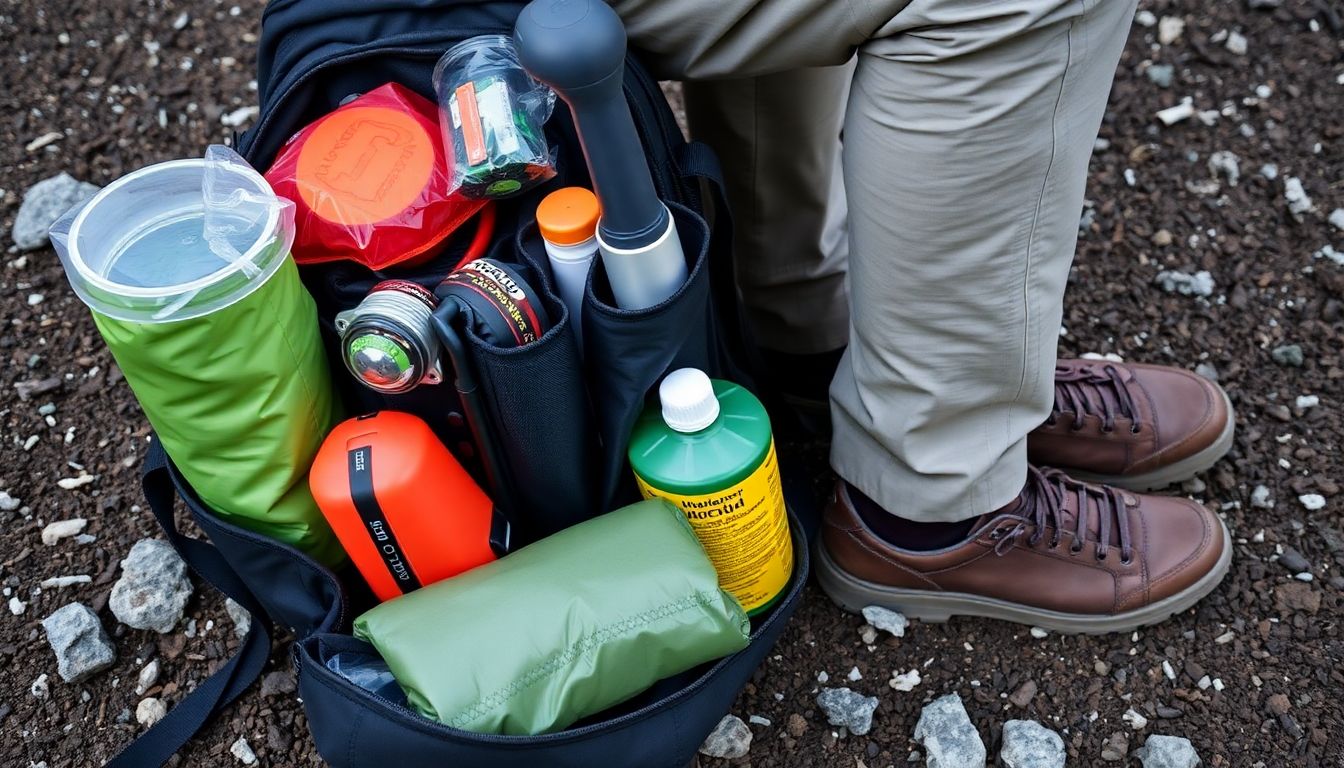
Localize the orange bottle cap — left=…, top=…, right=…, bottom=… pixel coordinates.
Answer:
left=536, top=187, right=600, bottom=246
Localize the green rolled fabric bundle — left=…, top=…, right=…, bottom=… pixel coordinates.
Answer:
left=354, top=499, right=750, bottom=735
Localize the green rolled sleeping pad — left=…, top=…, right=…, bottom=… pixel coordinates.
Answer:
left=353, top=499, right=751, bottom=735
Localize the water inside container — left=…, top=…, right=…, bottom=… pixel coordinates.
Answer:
left=105, top=208, right=269, bottom=289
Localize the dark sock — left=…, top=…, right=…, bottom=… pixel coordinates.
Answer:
left=845, top=481, right=984, bottom=551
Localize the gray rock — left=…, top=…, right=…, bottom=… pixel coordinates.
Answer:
left=1271, top=345, right=1304, bottom=368
left=1207, top=151, right=1240, bottom=185
left=1101, top=731, right=1130, bottom=761
left=1134, top=734, right=1202, bottom=767
left=1000, top=720, right=1066, bottom=768
left=1155, top=270, right=1215, bottom=297
left=913, top=693, right=986, bottom=768
left=109, top=539, right=194, bottom=633
left=861, top=605, right=908, bottom=638
left=816, top=687, right=879, bottom=736
left=1278, top=547, right=1311, bottom=574
left=1145, top=64, right=1175, bottom=89
left=699, top=714, right=752, bottom=759
left=225, top=598, right=251, bottom=638
left=41, top=602, right=116, bottom=683
left=12, top=173, right=102, bottom=251
left=1194, top=363, right=1219, bottom=383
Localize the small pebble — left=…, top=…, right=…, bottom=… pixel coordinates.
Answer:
left=1162, top=660, right=1177, bottom=681
left=8, top=596, right=26, bottom=615
left=1250, top=485, right=1274, bottom=509
left=1298, top=494, right=1326, bottom=511
left=1224, top=30, right=1248, bottom=55
left=136, top=697, right=167, bottom=727
left=31, top=674, right=50, bottom=699
left=1157, top=16, right=1185, bottom=45
left=1029, top=627, right=1049, bottom=639
left=859, top=624, right=879, bottom=645
left=890, top=669, right=922, bottom=692
left=1135, top=10, right=1157, bottom=26
left=1295, top=395, right=1319, bottom=410
left=1271, top=345, right=1304, bottom=368
left=847, top=666, right=862, bottom=682
left=230, top=737, right=258, bottom=765
left=748, top=714, right=771, bottom=727
left=41, top=518, right=88, bottom=546
left=861, top=605, right=908, bottom=638
left=1123, top=708, right=1149, bottom=730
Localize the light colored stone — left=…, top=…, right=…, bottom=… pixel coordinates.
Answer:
left=1284, top=177, right=1314, bottom=220
left=890, top=669, right=922, bottom=692
left=1124, top=708, right=1149, bottom=729
left=11, top=172, right=101, bottom=251
left=136, top=659, right=161, bottom=695
left=861, top=605, right=908, bottom=638
left=1299, top=494, right=1326, bottom=511
left=913, top=693, right=986, bottom=768
left=1000, top=719, right=1065, bottom=768
left=699, top=714, right=752, bottom=759
left=225, top=598, right=252, bottom=638
left=136, top=697, right=167, bottom=727
left=816, top=687, right=879, bottom=736
left=1158, top=16, right=1185, bottom=45
left=1134, top=734, right=1202, bottom=767
left=110, top=539, right=193, bottom=633
left=40, top=518, right=87, bottom=546
left=41, top=602, right=116, bottom=683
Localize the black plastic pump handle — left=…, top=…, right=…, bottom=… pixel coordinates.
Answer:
left=514, top=0, right=669, bottom=250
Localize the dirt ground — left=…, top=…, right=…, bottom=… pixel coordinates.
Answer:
left=1, top=0, right=1341, bottom=766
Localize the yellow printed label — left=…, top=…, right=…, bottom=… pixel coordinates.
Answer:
left=636, top=440, right=793, bottom=614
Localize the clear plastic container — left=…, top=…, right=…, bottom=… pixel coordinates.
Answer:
left=52, top=151, right=292, bottom=323
left=433, top=35, right=556, bottom=199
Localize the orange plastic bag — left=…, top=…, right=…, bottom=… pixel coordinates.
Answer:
left=265, top=83, right=485, bottom=270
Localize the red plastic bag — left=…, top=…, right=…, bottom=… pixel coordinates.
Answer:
left=265, top=83, right=486, bottom=270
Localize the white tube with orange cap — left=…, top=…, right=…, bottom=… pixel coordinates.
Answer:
left=537, top=187, right=601, bottom=349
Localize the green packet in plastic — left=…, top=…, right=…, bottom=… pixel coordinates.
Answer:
left=353, top=499, right=751, bottom=735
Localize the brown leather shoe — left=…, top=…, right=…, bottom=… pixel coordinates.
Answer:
left=1028, top=360, right=1235, bottom=491
left=815, top=468, right=1231, bottom=634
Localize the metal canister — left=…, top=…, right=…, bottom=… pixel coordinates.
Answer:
left=335, top=280, right=443, bottom=394
left=334, top=259, right=550, bottom=394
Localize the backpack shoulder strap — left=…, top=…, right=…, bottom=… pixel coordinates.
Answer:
left=104, top=440, right=273, bottom=768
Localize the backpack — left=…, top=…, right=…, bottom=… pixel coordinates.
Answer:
left=106, top=2, right=811, bottom=766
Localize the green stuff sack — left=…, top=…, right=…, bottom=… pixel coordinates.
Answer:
left=353, top=499, right=751, bottom=735
left=50, top=148, right=344, bottom=566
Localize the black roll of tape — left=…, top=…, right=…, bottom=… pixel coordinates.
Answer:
left=435, top=258, right=550, bottom=347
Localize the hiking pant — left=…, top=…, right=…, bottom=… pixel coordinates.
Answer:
left=611, top=0, right=1138, bottom=521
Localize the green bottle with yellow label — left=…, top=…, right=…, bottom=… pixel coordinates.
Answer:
left=628, top=368, right=793, bottom=615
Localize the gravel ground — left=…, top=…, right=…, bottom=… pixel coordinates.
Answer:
left=1, top=1, right=1341, bottom=766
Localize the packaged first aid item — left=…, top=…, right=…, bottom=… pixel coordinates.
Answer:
left=265, top=83, right=485, bottom=270
left=433, top=35, right=556, bottom=199
left=353, top=499, right=749, bottom=735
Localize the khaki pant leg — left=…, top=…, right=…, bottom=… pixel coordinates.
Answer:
left=830, top=0, right=1138, bottom=521
left=683, top=66, right=854, bottom=354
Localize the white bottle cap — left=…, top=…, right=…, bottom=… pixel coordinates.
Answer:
left=659, top=368, right=720, bottom=433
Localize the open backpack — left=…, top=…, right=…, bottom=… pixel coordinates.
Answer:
left=104, top=1, right=819, bottom=766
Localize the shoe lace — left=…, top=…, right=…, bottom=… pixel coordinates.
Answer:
left=990, top=467, right=1134, bottom=563
left=1049, top=363, right=1141, bottom=434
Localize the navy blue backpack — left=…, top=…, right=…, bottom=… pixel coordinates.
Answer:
left=106, top=1, right=812, bottom=766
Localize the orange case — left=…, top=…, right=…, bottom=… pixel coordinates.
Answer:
left=310, top=411, right=498, bottom=602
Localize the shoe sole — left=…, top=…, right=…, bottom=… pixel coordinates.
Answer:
left=1064, top=387, right=1236, bottom=493
left=814, top=520, right=1232, bottom=635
